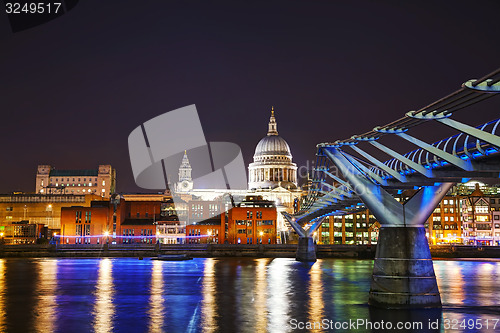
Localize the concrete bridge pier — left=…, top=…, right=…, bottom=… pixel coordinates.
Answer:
left=369, top=226, right=440, bottom=308
left=296, top=236, right=316, bottom=261
left=282, top=215, right=324, bottom=262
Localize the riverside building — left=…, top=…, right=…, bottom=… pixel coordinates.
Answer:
left=35, top=164, right=116, bottom=198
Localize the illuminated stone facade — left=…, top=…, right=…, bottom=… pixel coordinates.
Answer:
left=36, top=164, right=116, bottom=198
left=248, top=107, right=297, bottom=190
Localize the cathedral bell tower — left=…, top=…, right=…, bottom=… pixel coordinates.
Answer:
left=175, top=150, right=194, bottom=192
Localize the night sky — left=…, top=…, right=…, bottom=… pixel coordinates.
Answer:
left=1, top=1, right=500, bottom=193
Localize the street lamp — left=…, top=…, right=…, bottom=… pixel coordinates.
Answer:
left=207, top=230, right=212, bottom=244
left=104, top=231, right=109, bottom=244
left=259, top=231, right=264, bottom=244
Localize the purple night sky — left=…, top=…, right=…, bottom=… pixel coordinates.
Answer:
left=1, top=1, right=499, bottom=193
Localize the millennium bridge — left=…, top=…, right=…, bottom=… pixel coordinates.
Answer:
left=283, top=68, right=500, bottom=308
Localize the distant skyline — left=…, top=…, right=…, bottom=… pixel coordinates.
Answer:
left=1, top=1, right=500, bottom=193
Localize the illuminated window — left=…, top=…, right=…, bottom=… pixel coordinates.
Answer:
left=476, top=216, right=490, bottom=222
left=102, top=180, right=105, bottom=186
left=475, top=206, right=489, bottom=214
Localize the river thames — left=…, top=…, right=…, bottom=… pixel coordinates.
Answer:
left=0, top=257, right=499, bottom=332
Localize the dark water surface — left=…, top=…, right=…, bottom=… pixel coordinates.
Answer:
left=0, top=257, right=499, bottom=332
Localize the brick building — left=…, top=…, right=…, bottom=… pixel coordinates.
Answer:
left=60, top=203, right=112, bottom=244
left=61, top=197, right=163, bottom=244
left=227, top=195, right=277, bottom=244
left=186, top=215, right=224, bottom=244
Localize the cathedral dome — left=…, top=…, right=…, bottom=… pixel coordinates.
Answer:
left=248, top=107, right=297, bottom=190
left=254, top=135, right=292, bottom=158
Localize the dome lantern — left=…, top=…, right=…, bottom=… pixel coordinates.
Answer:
left=268, top=106, right=278, bottom=136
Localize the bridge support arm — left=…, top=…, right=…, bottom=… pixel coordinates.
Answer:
left=396, top=132, right=472, bottom=171
left=282, top=213, right=306, bottom=238
left=323, top=146, right=453, bottom=308
left=436, top=117, right=500, bottom=148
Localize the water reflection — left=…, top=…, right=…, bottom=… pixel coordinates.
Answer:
left=254, top=258, right=269, bottom=332
left=93, top=258, right=114, bottom=332
left=0, top=259, right=5, bottom=332
left=267, top=259, right=291, bottom=332
left=0, top=258, right=497, bottom=332
left=435, top=259, right=500, bottom=330
left=435, top=260, right=465, bottom=306
left=369, top=307, right=442, bottom=333
left=148, top=260, right=164, bottom=332
left=308, top=260, right=324, bottom=332
left=201, top=258, right=217, bottom=333
left=35, top=259, right=58, bottom=333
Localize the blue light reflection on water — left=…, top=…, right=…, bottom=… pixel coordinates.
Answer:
left=0, top=258, right=499, bottom=332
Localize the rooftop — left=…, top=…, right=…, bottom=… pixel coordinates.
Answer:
left=49, top=169, right=98, bottom=177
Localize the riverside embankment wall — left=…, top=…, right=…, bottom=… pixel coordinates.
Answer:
left=1, top=244, right=499, bottom=259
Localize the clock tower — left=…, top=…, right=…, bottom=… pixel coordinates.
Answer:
left=175, top=150, right=194, bottom=193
